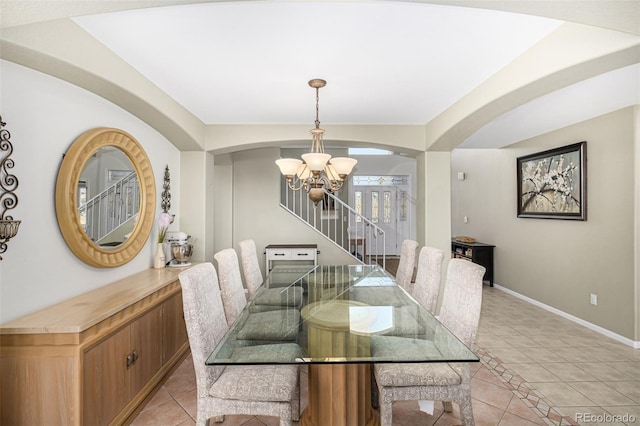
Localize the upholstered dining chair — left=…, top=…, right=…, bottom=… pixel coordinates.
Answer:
left=374, top=245, right=445, bottom=338
left=238, top=239, right=303, bottom=310
left=395, top=239, right=419, bottom=294
left=178, top=263, right=301, bottom=426
left=412, top=246, right=444, bottom=314
left=373, top=258, right=485, bottom=426
left=214, top=248, right=300, bottom=342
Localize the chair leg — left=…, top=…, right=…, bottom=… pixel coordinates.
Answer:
left=443, top=401, right=453, bottom=412
left=379, top=399, right=393, bottom=426
left=292, top=385, right=300, bottom=421
left=459, top=397, right=475, bottom=426
left=199, top=411, right=220, bottom=426
left=370, top=369, right=379, bottom=408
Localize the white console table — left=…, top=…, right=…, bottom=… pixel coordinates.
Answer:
left=265, top=244, right=318, bottom=275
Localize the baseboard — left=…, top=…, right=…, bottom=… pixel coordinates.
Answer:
left=492, top=283, right=640, bottom=349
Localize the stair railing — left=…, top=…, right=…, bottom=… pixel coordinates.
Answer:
left=280, top=183, right=385, bottom=269
left=78, top=171, right=140, bottom=243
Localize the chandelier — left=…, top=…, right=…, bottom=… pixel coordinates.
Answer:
left=276, top=79, right=357, bottom=205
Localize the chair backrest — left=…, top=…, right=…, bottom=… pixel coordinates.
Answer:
left=438, top=258, right=485, bottom=349
left=395, top=239, right=419, bottom=292
left=412, top=246, right=444, bottom=314
left=238, top=239, right=263, bottom=299
left=214, top=248, right=248, bottom=326
left=178, top=263, right=228, bottom=398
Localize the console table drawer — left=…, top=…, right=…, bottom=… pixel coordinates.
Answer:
left=290, top=248, right=316, bottom=259
left=265, top=244, right=318, bottom=275
left=267, top=249, right=294, bottom=260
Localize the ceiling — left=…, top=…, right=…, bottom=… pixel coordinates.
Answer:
left=3, top=1, right=640, bottom=149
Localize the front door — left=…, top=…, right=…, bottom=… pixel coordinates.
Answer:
left=352, top=185, right=398, bottom=256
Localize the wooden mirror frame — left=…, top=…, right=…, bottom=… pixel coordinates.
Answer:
left=56, top=128, right=156, bottom=268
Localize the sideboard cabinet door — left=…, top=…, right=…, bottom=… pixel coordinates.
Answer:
left=162, top=292, right=188, bottom=364
left=83, top=305, right=163, bottom=426
left=83, top=326, right=131, bottom=426
left=130, top=306, right=164, bottom=396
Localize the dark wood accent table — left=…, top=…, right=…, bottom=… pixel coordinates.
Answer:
left=451, top=239, right=495, bottom=286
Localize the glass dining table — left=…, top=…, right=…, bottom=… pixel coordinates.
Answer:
left=206, top=264, right=479, bottom=426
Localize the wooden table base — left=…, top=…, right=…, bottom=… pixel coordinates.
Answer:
left=300, top=363, right=379, bottom=426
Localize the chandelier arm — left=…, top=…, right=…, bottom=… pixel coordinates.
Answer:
left=285, top=176, right=308, bottom=192
left=317, top=175, right=344, bottom=192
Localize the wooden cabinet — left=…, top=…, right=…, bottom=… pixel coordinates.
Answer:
left=83, top=325, right=132, bottom=425
left=83, top=305, right=164, bottom=426
left=0, top=268, right=190, bottom=426
left=162, top=292, right=189, bottom=364
left=451, top=239, right=495, bottom=286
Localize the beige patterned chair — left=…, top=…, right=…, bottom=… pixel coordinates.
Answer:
left=412, top=246, right=444, bottom=314
left=178, top=263, right=301, bottom=426
left=373, top=246, right=445, bottom=338
left=395, top=239, right=419, bottom=294
left=214, top=248, right=300, bottom=342
left=374, top=258, right=485, bottom=426
left=238, top=239, right=303, bottom=310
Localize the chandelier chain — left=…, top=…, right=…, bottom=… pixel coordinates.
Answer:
left=315, top=86, right=320, bottom=129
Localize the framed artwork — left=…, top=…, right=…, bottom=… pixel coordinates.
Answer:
left=517, top=141, right=587, bottom=220
left=107, top=169, right=132, bottom=182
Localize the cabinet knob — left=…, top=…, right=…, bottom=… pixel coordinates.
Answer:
left=126, top=353, right=133, bottom=369
left=132, top=350, right=139, bottom=364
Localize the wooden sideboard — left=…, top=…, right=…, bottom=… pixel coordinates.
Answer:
left=0, top=267, right=191, bottom=425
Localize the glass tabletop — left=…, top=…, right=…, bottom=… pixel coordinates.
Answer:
left=206, top=264, right=479, bottom=365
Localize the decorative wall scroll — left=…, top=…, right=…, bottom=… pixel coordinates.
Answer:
left=161, top=165, right=171, bottom=213
left=0, top=116, right=21, bottom=260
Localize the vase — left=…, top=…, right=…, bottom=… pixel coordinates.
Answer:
left=153, top=243, right=166, bottom=269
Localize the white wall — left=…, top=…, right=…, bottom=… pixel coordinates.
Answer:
left=451, top=107, right=637, bottom=340
left=180, top=151, right=214, bottom=263
left=225, top=147, right=354, bottom=274
left=219, top=147, right=421, bottom=275
left=0, top=60, right=182, bottom=322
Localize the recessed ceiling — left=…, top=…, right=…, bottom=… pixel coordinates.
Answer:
left=66, top=1, right=636, bottom=148
left=72, top=3, right=559, bottom=121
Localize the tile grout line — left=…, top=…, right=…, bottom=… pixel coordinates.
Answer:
left=475, top=346, right=578, bottom=426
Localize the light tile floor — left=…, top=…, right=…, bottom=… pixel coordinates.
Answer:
left=131, top=287, right=639, bottom=426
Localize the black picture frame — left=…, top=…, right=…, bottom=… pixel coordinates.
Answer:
left=517, top=141, right=587, bottom=220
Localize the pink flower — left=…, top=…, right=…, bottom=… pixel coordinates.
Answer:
left=157, top=212, right=172, bottom=243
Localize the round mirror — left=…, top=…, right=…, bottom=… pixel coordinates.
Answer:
left=56, top=128, right=156, bottom=267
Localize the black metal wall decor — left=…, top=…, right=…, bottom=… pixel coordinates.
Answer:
left=161, top=165, right=171, bottom=213
left=0, top=116, right=21, bottom=260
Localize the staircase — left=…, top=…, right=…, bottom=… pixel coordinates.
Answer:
left=78, top=171, right=140, bottom=245
left=280, top=184, right=385, bottom=269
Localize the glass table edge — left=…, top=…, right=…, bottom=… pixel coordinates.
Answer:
left=206, top=264, right=480, bottom=366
